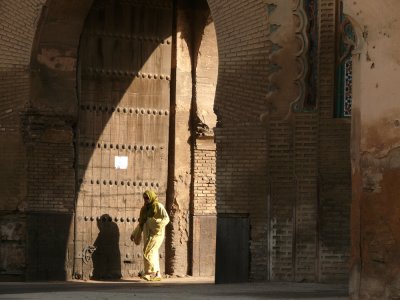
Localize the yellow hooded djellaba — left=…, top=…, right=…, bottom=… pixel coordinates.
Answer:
left=136, top=190, right=170, bottom=281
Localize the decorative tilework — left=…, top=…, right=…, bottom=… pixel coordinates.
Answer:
left=336, top=1, right=354, bottom=118
left=343, top=58, right=352, bottom=117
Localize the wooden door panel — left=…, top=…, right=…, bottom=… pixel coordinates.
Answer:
left=76, top=0, right=172, bottom=280
left=216, top=216, right=249, bottom=283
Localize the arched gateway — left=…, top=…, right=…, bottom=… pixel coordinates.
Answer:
left=1, top=0, right=355, bottom=287
left=22, top=0, right=218, bottom=281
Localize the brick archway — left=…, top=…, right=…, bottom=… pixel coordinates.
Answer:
left=27, top=0, right=221, bottom=280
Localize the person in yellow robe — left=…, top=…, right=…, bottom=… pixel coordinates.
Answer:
left=138, top=190, right=170, bottom=281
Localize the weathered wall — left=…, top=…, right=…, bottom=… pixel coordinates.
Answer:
left=167, top=0, right=217, bottom=277
left=0, top=0, right=94, bottom=280
left=317, top=0, right=351, bottom=282
left=344, top=1, right=400, bottom=299
left=0, top=0, right=81, bottom=280
left=27, top=0, right=93, bottom=280
left=191, top=6, right=218, bottom=277
left=0, top=0, right=46, bottom=280
left=166, top=0, right=192, bottom=276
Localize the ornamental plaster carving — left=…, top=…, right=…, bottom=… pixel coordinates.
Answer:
left=340, top=14, right=363, bottom=58
left=289, top=0, right=309, bottom=115
left=261, top=0, right=310, bottom=123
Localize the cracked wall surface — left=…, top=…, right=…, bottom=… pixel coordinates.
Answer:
left=345, top=1, right=400, bottom=299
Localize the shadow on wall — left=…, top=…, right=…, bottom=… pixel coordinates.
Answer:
left=92, top=214, right=121, bottom=280
left=26, top=213, right=73, bottom=280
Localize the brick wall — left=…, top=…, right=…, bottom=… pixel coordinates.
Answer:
left=208, top=0, right=271, bottom=123
left=209, top=0, right=351, bottom=282
left=318, top=0, right=351, bottom=282
left=0, top=0, right=91, bottom=280
left=0, top=0, right=46, bottom=279
left=268, top=120, right=296, bottom=281
left=26, top=127, right=75, bottom=213
left=192, top=139, right=216, bottom=276
left=193, top=140, right=216, bottom=216
left=208, top=0, right=275, bottom=281
left=268, top=114, right=319, bottom=282
left=0, top=1, right=45, bottom=68
left=294, top=114, right=319, bottom=281
left=318, top=121, right=351, bottom=282
left=0, top=0, right=46, bottom=208
left=267, top=116, right=350, bottom=284
left=215, top=125, right=268, bottom=280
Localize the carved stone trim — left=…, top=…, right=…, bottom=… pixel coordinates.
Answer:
left=290, top=0, right=309, bottom=114
left=342, top=15, right=363, bottom=56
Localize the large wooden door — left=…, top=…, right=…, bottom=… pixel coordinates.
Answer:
left=75, top=0, right=172, bottom=280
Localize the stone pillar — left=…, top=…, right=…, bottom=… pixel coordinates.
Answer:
left=165, top=1, right=192, bottom=276
left=166, top=0, right=217, bottom=276
left=191, top=7, right=218, bottom=277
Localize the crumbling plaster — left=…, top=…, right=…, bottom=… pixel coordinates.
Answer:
left=345, top=1, right=400, bottom=299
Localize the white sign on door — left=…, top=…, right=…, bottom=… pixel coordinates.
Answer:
left=115, top=156, right=128, bottom=169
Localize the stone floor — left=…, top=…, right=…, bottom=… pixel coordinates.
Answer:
left=0, top=277, right=348, bottom=300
